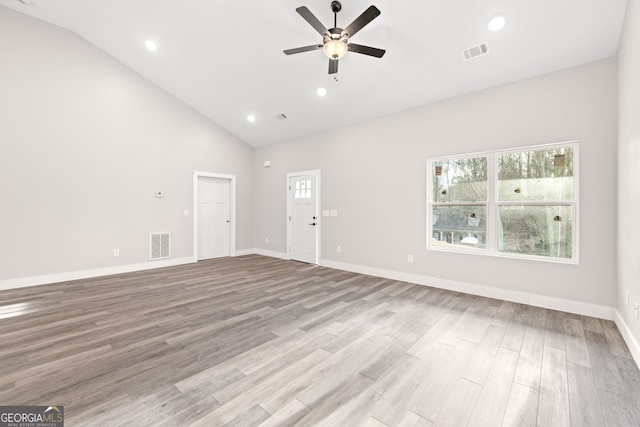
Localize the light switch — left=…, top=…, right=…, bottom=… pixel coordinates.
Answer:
left=330, top=210, right=338, bottom=217
left=323, top=210, right=330, bottom=217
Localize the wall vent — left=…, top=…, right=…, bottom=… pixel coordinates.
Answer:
left=461, top=42, right=489, bottom=61
left=150, top=232, right=170, bottom=260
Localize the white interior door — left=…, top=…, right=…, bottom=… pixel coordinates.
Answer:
left=198, top=176, right=230, bottom=260
left=288, top=172, right=319, bottom=264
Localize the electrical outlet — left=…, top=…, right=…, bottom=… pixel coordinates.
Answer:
left=626, top=291, right=630, bottom=307
left=408, top=254, right=414, bottom=263
left=265, top=237, right=269, bottom=244
left=337, top=246, right=342, bottom=253
left=113, top=249, right=120, bottom=257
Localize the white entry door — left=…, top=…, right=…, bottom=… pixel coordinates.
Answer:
left=198, top=176, right=230, bottom=260
left=288, top=172, right=319, bottom=264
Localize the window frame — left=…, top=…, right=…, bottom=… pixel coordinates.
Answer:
left=427, top=141, right=579, bottom=264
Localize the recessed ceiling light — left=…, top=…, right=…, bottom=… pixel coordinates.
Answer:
left=247, top=115, right=256, bottom=123
left=488, top=15, right=506, bottom=32
left=317, top=87, right=327, bottom=97
left=145, top=40, right=158, bottom=51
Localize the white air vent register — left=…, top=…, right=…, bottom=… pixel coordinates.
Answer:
left=461, top=43, right=489, bottom=61
left=150, top=232, right=170, bottom=260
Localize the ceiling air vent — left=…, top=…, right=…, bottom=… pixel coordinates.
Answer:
left=461, top=42, right=489, bottom=61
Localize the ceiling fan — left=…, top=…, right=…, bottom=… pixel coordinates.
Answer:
left=284, top=1, right=386, bottom=74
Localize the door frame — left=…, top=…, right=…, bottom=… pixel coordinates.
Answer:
left=286, top=169, right=321, bottom=264
left=193, top=171, right=236, bottom=261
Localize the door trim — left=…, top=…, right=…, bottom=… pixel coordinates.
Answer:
left=286, top=169, right=321, bottom=264
left=193, top=171, right=236, bottom=261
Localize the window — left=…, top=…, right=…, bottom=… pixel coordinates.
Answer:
left=294, top=179, right=312, bottom=199
left=428, top=142, right=578, bottom=263
left=431, top=157, right=488, bottom=248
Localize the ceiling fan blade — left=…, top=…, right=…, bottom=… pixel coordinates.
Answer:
left=296, top=6, right=328, bottom=36
left=343, top=5, right=381, bottom=38
left=284, top=44, right=323, bottom=55
left=328, top=59, right=339, bottom=74
left=347, top=43, right=386, bottom=58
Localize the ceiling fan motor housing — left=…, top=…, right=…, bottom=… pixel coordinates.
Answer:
left=324, top=27, right=346, bottom=43
left=283, top=2, right=385, bottom=74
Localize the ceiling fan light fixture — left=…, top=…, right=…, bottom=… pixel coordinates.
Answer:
left=323, top=39, right=348, bottom=60
left=285, top=4, right=384, bottom=74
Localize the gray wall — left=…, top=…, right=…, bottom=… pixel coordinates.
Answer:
left=617, top=0, right=640, bottom=353
left=0, top=7, right=254, bottom=280
left=255, top=58, right=618, bottom=308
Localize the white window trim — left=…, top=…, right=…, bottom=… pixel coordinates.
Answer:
left=427, top=141, right=579, bottom=264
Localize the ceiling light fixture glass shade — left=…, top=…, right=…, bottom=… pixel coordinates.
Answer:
left=323, top=39, right=348, bottom=60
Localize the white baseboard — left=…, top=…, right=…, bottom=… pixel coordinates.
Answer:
left=319, top=259, right=614, bottom=320
left=4, top=252, right=610, bottom=320
left=234, top=248, right=258, bottom=257
left=254, top=249, right=289, bottom=260
left=614, top=310, right=640, bottom=368
left=0, top=249, right=266, bottom=291
left=0, top=257, right=195, bottom=291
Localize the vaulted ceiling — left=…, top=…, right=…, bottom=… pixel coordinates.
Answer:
left=0, top=0, right=628, bottom=146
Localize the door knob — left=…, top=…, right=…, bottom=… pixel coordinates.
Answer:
left=309, top=222, right=317, bottom=226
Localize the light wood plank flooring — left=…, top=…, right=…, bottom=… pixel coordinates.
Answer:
left=0, top=255, right=638, bottom=426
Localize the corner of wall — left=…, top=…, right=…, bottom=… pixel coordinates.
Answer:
left=615, top=310, right=640, bottom=368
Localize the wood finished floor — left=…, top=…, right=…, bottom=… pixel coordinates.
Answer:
left=0, top=255, right=639, bottom=426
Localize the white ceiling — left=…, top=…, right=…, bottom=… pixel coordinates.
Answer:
left=1, top=0, right=628, bottom=147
